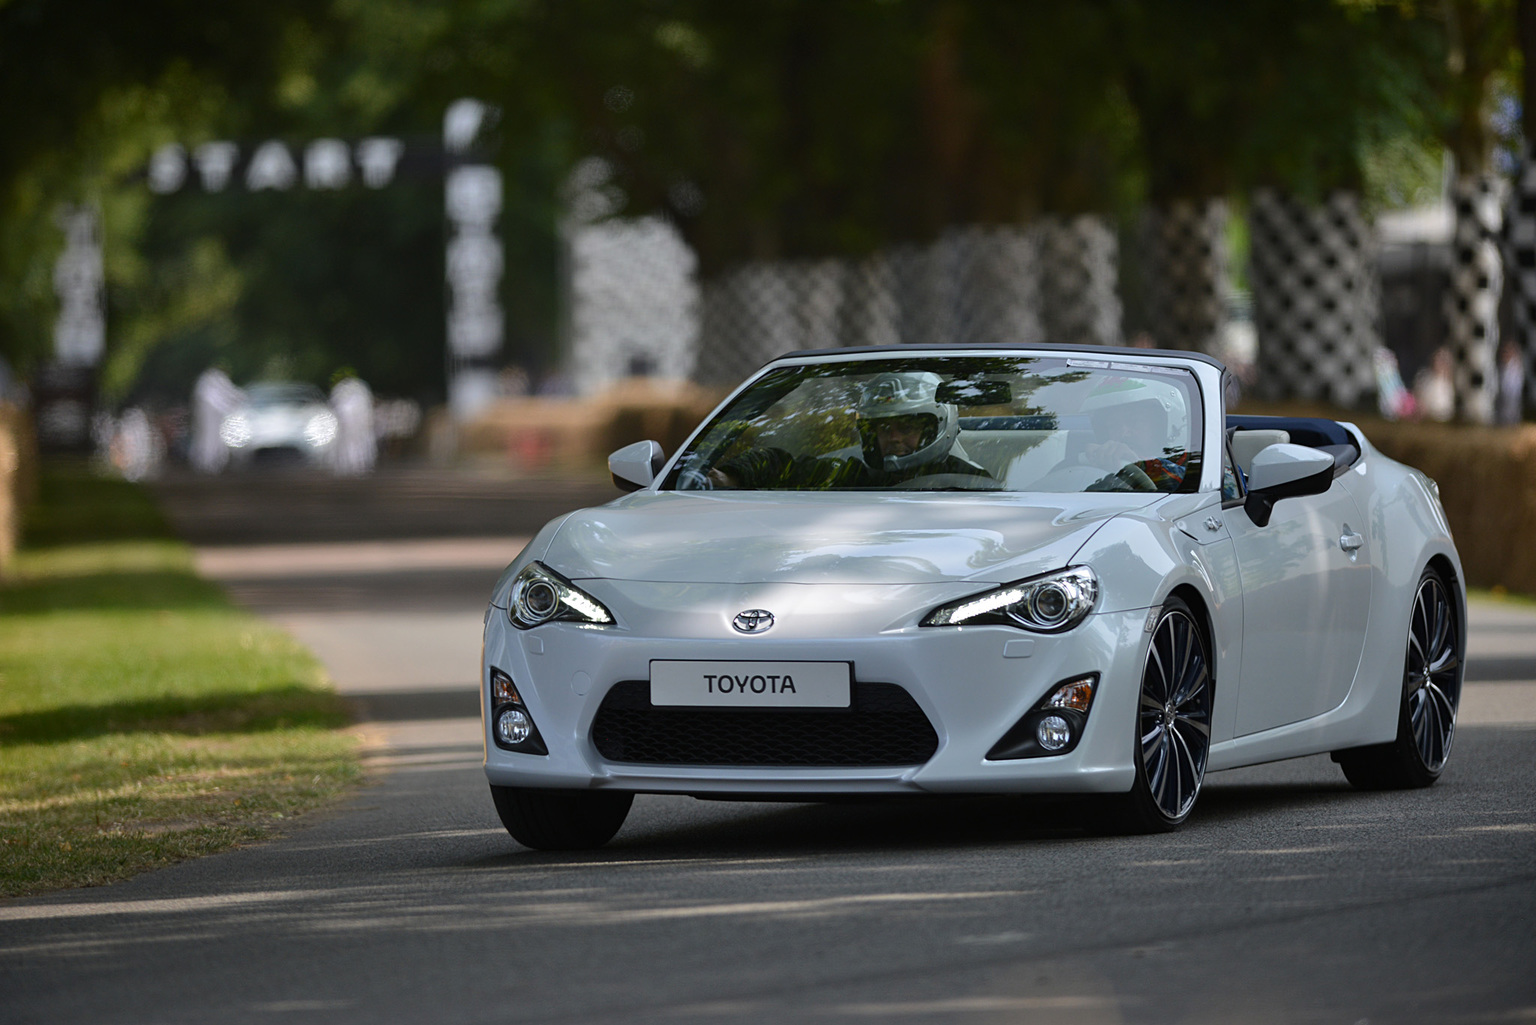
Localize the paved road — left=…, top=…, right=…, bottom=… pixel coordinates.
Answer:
left=3, top=464, right=1534, bottom=1024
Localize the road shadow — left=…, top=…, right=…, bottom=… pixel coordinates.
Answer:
left=0, top=685, right=351, bottom=744
left=460, top=774, right=1395, bottom=865
left=347, top=689, right=480, bottom=721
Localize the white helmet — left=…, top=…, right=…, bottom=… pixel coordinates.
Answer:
left=857, top=371, right=960, bottom=472
left=1080, top=376, right=1188, bottom=456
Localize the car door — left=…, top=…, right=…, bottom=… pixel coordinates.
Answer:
left=1226, top=468, right=1372, bottom=736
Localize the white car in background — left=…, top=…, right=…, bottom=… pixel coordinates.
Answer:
left=480, top=344, right=1465, bottom=848
left=219, top=382, right=338, bottom=467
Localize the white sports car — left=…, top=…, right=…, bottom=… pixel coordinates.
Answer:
left=480, top=344, right=1464, bottom=848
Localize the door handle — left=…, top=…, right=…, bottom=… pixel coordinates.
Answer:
left=1339, top=527, right=1364, bottom=553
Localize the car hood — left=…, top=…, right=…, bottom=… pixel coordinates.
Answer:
left=541, top=491, right=1158, bottom=585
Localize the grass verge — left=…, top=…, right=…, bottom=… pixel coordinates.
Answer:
left=0, top=461, right=361, bottom=899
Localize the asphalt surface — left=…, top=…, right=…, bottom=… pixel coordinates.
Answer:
left=3, top=462, right=1534, bottom=1025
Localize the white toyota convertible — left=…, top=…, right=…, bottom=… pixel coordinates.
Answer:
left=480, top=344, right=1464, bottom=848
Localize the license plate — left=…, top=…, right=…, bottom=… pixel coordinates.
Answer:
left=649, top=661, right=851, bottom=708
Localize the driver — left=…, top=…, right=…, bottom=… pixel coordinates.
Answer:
left=708, top=371, right=991, bottom=489
left=1073, top=378, right=1192, bottom=491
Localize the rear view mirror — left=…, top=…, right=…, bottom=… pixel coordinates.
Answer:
left=609, top=440, right=665, bottom=492
left=1244, top=443, right=1336, bottom=526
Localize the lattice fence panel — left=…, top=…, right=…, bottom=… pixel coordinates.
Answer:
left=1446, top=174, right=1506, bottom=423
left=1249, top=189, right=1379, bottom=406
left=1138, top=199, right=1228, bottom=354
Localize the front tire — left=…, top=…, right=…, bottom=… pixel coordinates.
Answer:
left=1095, top=596, right=1213, bottom=833
left=490, top=786, right=633, bottom=850
left=1335, top=566, right=1461, bottom=790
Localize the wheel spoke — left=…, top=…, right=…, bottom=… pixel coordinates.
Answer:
left=1175, top=619, right=1194, bottom=696
left=1156, top=734, right=1178, bottom=811
left=1148, top=638, right=1169, bottom=705
left=1406, top=630, right=1426, bottom=677
left=1422, top=690, right=1444, bottom=767
left=1428, top=587, right=1450, bottom=663
left=1428, top=650, right=1458, bottom=677
left=1173, top=662, right=1207, bottom=710
left=1145, top=731, right=1169, bottom=798
left=1426, top=680, right=1456, bottom=723
left=1169, top=727, right=1201, bottom=814
left=1174, top=713, right=1211, bottom=738
left=1409, top=688, right=1429, bottom=748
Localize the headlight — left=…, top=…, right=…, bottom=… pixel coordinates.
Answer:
left=219, top=414, right=252, bottom=448
left=922, top=567, right=1098, bottom=632
left=507, top=562, right=615, bottom=629
left=304, top=410, right=338, bottom=447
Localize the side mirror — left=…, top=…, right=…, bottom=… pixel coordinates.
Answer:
left=1244, top=443, right=1335, bottom=527
left=609, top=440, right=665, bottom=492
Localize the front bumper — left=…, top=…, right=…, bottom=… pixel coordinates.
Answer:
left=481, top=606, right=1148, bottom=797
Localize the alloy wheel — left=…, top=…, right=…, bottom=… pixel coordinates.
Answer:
left=1405, top=573, right=1460, bottom=773
left=1138, top=606, right=1213, bottom=823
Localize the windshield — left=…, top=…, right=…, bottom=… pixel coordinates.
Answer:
left=246, top=383, right=326, bottom=408
left=664, top=355, right=1204, bottom=494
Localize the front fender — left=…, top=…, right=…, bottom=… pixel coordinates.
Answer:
left=1070, top=496, right=1245, bottom=747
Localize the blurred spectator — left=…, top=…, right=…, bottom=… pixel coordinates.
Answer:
left=373, top=397, right=422, bottom=450
left=108, top=408, right=163, bottom=481
left=1414, top=346, right=1455, bottom=422
left=1373, top=347, right=1416, bottom=421
left=498, top=366, right=531, bottom=397
left=190, top=368, right=244, bottom=473
left=330, top=374, right=376, bottom=476
left=1497, top=339, right=1525, bottom=426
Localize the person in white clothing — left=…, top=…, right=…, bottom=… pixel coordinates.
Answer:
left=329, top=374, right=377, bottom=476
left=190, top=367, right=244, bottom=473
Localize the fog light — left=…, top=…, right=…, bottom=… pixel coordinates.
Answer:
left=497, top=708, right=532, bottom=746
left=1036, top=715, right=1072, bottom=751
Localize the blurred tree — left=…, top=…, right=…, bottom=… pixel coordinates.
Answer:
left=0, top=0, right=1514, bottom=404
left=0, top=0, right=327, bottom=378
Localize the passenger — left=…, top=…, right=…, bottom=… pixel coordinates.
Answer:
left=1070, top=379, right=1192, bottom=491
left=708, top=371, right=991, bottom=489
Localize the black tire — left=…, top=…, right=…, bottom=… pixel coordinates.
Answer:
left=1093, top=596, right=1214, bottom=833
left=490, top=786, right=633, bottom=850
left=1334, top=566, right=1461, bottom=790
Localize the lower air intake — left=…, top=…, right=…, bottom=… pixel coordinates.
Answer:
left=591, top=680, right=938, bottom=767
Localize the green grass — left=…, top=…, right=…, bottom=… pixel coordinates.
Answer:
left=0, top=462, right=361, bottom=898
left=1468, top=587, right=1536, bottom=608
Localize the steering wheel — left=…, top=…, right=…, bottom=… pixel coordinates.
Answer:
left=1086, top=463, right=1156, bottom=492
left=675, top=466, right=715, bottom=491
left=891, top=473, right=1004, bottom=491
left=1115, top=463, right=1157, bottom=491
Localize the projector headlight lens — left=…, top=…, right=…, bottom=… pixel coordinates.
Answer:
left=507, top=562, right=614, bottom=629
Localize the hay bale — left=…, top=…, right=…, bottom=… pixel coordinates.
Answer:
left=460, top=380, right=728, bottom=473
left=0, top=403, right=37, bottom=574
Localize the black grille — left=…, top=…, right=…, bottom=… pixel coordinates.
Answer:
left=591, top=681, right=939, bottom=767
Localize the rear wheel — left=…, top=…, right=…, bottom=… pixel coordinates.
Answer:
left=1335, top=566, right=1461, bottom=790
left=1093, top=596, right=1213, bottom=833
left=490, top=786, right=633, bottom=850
